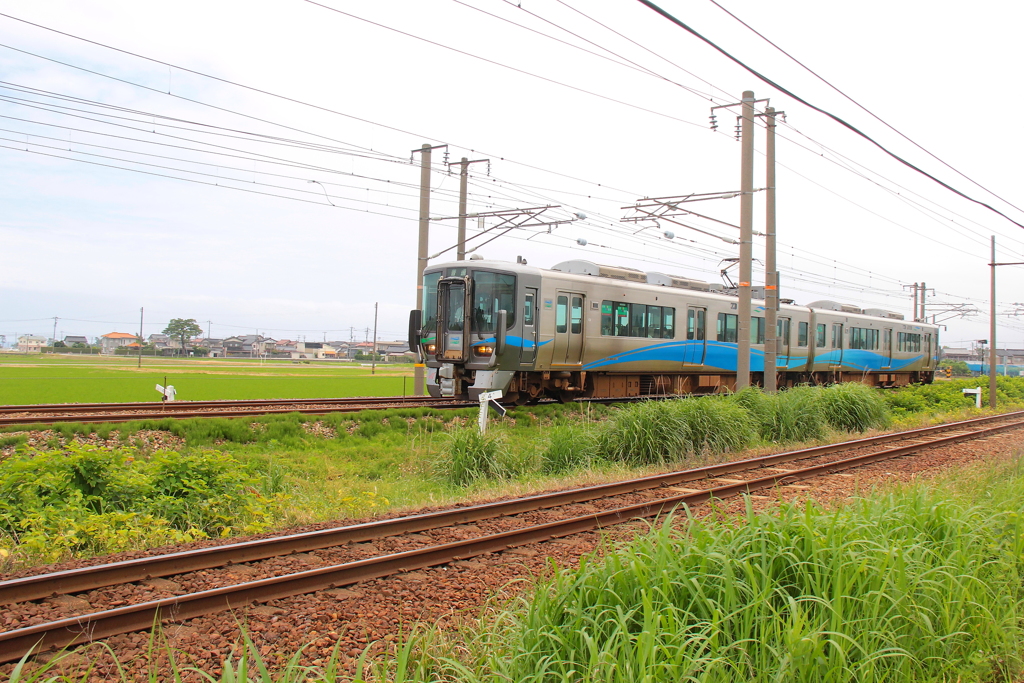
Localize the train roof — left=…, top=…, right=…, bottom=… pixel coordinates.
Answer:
left=426, top=258, right=935, bottom=329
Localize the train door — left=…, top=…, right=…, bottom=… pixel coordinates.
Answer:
left=924, top=333, right=932, bottom=367
left=684, top=306, right=706, bottom=365
left=553, top=291, right=585, bottom=365
left=830, top=323, right=844, bottom=371
left=438, top=277, right=469, bottom=361
left=520, top=288, right=538, bottom=364
left=777, top=317, right=791, bottom=368
left=882, top=328, right=893, bottom=369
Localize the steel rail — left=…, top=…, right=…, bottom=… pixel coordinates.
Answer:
left=3, top=410, right=1021, bottom=607
left=3, top=415, right=1022, bottom=663
left=0, top=396, right=439, bottom=414
left=0, top=399, right=476, bottom=427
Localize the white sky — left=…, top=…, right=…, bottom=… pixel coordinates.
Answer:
left=1, top=0, right=1022, bottom=349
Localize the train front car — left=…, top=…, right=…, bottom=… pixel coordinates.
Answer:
left=412, top=260, right=538, bottom=403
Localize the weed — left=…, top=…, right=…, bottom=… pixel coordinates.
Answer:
left=436, top=427, right=512, bottom=486
left=819, top=382, right=889, bottom=432
left=541, top=424, right=602, bottom=473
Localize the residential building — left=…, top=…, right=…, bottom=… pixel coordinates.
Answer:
left=62, top=335, right=89, bottom=347
left=100, top=332, right=139, bottom=354
left=17, top=335, right=47, bottom=353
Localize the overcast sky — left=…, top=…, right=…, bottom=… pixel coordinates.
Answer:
left=1, top=0, right=1022, bottom=349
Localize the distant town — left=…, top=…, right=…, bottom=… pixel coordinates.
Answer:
left=8, top=332, right=411, bottom=361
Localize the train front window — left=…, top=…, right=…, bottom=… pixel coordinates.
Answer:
left=446, top=286, right=465, bottom=332
left=470, top=271, right=516, bottom=333
left=422, top=271, right=442, bottom=335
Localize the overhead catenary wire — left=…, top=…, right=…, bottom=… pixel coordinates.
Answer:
left=633, top=0, right=1024, bottom=231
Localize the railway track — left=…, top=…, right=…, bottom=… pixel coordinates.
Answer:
left=2, top=410, right=1023, bottom=664
left=0, top=395, right=473, bottom=427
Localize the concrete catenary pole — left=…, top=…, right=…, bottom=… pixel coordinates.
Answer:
left=457, top=157, right=469, bottom=261
left=920, top=281, right=927, bottom=322
left=912, top=283, right=919, bottom=321
left=414, top=143, right=432, bottom=396
left=764, top=106, right=778, bottom=393
left=137, top=307, right=144, bottom=368
left=372, top=301, right=379, bottom=376
left=736, top=91, right=755, bottom=391
left=990, top=236, right=997, bottom=408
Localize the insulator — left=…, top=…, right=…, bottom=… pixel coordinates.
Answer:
left=664, top=231, right=675, bottom=240
left=577, top=238, right=588, bottom=247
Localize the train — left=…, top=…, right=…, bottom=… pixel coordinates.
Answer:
left=408, top=258, right=938, bottom=404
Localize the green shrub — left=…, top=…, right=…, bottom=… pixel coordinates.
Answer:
left=0, top=434, right=27, bottom=448
left=672, top=395, right=755, bottom=456
left=597, top=400, right=688, bottom=465
left=436, top=427, right=513, bottom=486
left=541, top=424, right=601, bottom=474
left=819, top=382, right=889, bottom=432
left=0, top=444, right=286, bottom=563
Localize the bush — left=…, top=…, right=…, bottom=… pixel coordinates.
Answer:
left=597, top=400, right=689, bottom=465
left=0, top=444, right=286, bottom=562
left=436, top=427, right=514, bottom=486
left=732, top=386, right=828, bottom=443
left=672, top=396, right=755, bottom=456
left=818, top=382, right=889, bottom=432
left=541, top=424, right=602, bottom=474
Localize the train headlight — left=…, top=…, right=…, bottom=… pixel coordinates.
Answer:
left=474, top=345, right=494, bottom=356
left=425, top=344, right=436, bottom=353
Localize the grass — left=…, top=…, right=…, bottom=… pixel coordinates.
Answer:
left=373, top=456, right=1024, bottom=683
left=0, top=354, right=415, bottom=404
left=16, top=452, right=1024, bottom=682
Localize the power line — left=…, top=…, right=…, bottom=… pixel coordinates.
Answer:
left=706, top=0, right=1024, bottom=218
left=634, top=0, right=1024, bottom=231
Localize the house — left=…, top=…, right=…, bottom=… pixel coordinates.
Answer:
left=941, top=348, right=976, bottom=363
left=17, top=335, right=47, bottom=353
left=100, top=332, right=139, bottom=354
left=223, top=334, right=273, bottom=357
left=192, top=338, right=226, bottom=357
left=62, top=335, right=89, bottom=347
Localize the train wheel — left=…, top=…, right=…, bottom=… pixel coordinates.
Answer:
left=556, top=390, right=576, bottom=404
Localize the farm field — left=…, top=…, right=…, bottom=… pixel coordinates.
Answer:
left=0, top=353, right=414, bottom=404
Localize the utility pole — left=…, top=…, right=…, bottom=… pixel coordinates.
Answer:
left=736, top=91, right=755, bottom=391
left=137, top=307, right=144, bottom=368
left=371, top=302, right=379, bottom=375
left=448, top=157, right=489, bottom=261
left=411, top=143, right=447, bottom=396
left=904, top=283, right=920, bottom=321
left=762, top=106, right=780, bottom=393
left=990, top=238, right=997, bottom=408
left=52, top=316, right=58, bottom=349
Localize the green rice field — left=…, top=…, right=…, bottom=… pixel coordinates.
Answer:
left=0, top=353, right=415, bottom=404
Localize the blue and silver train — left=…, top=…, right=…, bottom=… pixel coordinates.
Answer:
left=409, top=258, right=938, bottom=403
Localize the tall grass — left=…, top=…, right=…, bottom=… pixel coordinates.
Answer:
left=385, top=459, right=1024, bottom=683
left=435, top=427, right=521, bottom=486
left=818, top=382, right=889, bottom=432
left=732, top=386, right=828, bottom=443
left=541, top=423, right=602, bottom=473
left=596, top=400, right=690, bottom=465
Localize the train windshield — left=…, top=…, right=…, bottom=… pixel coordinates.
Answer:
left=471, top=271, right=516, bottom=333
left=421, top=271, right=442, bottom=337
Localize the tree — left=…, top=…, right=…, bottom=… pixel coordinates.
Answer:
left=163, top=318, right=203, bottom=357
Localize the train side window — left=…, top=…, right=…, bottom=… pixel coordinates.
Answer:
left=664, top=308, right=676, bottom=339
left=524, top=294, right=535, bottom=326
left=686, top=309, right=695, bottom=340
left=647, top=306, right=663, bottom=338
left=690, top=309, right=699, bottom=340
left=717, top=313, right=738, bottom=343
left=816, top=324, right=826, bottom=348
left=601, top=301, right=613, bottom=335
left=556, top=296, right=568, bottom=334
left=570, top=297, right=583, bottom=334
left=832, top=324, right=843, bottom=349
left=615, top=303, right=629, bottom=336
left=751, top=316, right=765, bottom=345
left=797, top=321, right=808, bottom=347
left=629, top=304, right=647, bottom=337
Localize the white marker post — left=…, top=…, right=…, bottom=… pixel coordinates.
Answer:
left=155, top=383, right=177, bottom=406
left=962, top=387, right=982, bottom=409
left=477, top=390, right=504, bottom=433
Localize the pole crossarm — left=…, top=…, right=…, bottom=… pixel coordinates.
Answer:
left=621, top=197, right=741, bottom=245
left=427, top=206, right=574, bottom=260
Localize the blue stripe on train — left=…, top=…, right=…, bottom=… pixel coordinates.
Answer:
left=582, top=340, right=923, bottom=372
